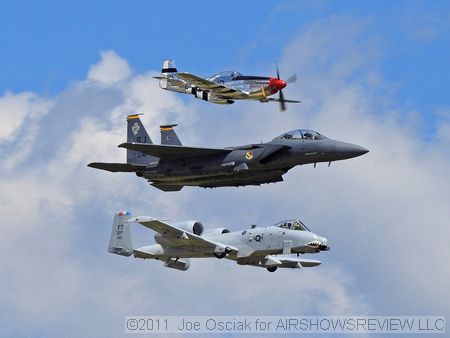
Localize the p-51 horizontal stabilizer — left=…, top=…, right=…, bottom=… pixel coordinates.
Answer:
left=87, top=162, right=146, bottom=173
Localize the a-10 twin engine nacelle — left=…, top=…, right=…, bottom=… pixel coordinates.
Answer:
left=202, top=227, right=231, bottom=235
left=171, top=220, right=204, bottom=235
left=154, top=220, right=204, bottom=244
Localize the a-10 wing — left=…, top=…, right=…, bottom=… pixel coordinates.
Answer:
left=129, top=216, right=238, bottom=253
left=238, top=254, right=321, bottom=268
left=175, top=72, right=251, bottom=99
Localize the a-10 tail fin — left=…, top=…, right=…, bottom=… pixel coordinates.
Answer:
left=108, top=211, right=133, bottom=257
left=160, top=124, right=182, bottom=145
left=126, top=114, right=158, bottom=165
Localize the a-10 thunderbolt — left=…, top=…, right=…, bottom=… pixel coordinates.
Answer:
left=108, top=211, right=329, bottom=272
left=154, top=59, right=300, bottom=111
left=88, top=114, right=368, bottom=191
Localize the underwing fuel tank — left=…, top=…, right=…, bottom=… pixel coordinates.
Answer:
left=164, top=258, right=190, bottom=271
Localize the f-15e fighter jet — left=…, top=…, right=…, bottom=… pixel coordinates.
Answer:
left=88, top=114, right=368, bottom=191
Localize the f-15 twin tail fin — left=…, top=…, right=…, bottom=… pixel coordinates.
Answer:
left=87, top=114, right=157, bottom=173
left=160, top=124, right=182, bottom=145
left=126, top=114, right=158, bottom=165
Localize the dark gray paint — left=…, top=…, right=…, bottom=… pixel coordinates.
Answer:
left=88, top=116, right=368, bottom=191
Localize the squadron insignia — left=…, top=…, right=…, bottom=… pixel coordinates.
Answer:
left=132, top=122, right=140, bottom=135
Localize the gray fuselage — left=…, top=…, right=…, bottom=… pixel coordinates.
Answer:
left=140, top=134, right=368, bottom=188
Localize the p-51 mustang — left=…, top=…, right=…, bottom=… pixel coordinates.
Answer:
left=88, top=114, right=369, bottom=191
left=154, top=59, right=300, bottom=111
left=109, top=211, right=329, bottom=272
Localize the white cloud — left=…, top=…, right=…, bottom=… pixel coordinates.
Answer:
left=0, top=47, right=367, bottom=337
left=87, top=50, right=132, bottom=85
left=276, top=16, right=450, bottom=315
left=0, top=91, right=52, bottom=141
left=0, top=91, right=54, bottom=172
left=1, top=14, right=449, bottom=337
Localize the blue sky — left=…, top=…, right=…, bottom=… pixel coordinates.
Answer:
left=2, top=0, right=449, bottom=109
left=0, top=1, right=449, bottom=337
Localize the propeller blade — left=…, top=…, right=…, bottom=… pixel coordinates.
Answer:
left=276, top=68, right=280, bottom=80
left=279, top=89, right=286, bottom=112
left=286, top=73, right=297, bottom=83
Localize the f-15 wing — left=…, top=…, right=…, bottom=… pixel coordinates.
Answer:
left=118, top=143, right=232, bottom=159
left=130, top=216, right=238, bottom=253
left=175, top=72, right=250, bottom=99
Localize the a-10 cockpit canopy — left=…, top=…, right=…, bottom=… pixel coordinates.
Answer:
left=275, top=219, right=310, bottom=231
left=275, top=129, right=326, bottom=141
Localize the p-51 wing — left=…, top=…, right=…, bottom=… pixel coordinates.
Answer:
left=260, top=97, right=301, bottom=103
left=175, top=72, right=250, bottom=99
left=118, top=143, right=232, bottom=159
left=129, top=216, right=238, bottom=253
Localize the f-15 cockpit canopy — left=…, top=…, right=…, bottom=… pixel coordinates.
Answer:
left=275, top=219, right=310, bottom=231
left=208, top=71, right=243, bottom=82
left=275, top=129, right=326, bottom=141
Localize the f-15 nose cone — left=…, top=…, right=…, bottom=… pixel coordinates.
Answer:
left=335, top=142, right=369, bottom=159
left=269, top=78, right=287, bottom=93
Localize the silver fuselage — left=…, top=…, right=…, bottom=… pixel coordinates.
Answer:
left=135, top=225, right=327, bottom=267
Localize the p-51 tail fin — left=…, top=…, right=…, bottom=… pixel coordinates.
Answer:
left=108, top=211, right=133, bottom=257
left=156, top=59, right=178, bottom=89
left=161, top=59, right=177, bottom=74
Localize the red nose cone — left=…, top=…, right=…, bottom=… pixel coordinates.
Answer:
left=268, top=78, right=287, bottom=94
